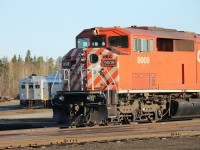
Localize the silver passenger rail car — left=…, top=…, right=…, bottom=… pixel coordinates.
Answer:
left=19, top=73, right=62, bottom=108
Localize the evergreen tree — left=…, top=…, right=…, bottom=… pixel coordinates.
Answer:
left=55, top=56, right=62, bottom=71
left=25, top=49, right=32, bottom=63
left=0, top=53, right=62, bottom=97
left=0, top=57, right=9, bottom=95
left=12, top=55, right=17, bottom=63
left=48, top=57, right=54, bottom=74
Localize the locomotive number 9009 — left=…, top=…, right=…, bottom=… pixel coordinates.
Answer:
left=102, top=60, right=116, bottom=66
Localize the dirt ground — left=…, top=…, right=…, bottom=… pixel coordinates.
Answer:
left=0, top=100, right=52, bottom=119
left=12, top=136, right=200, bottom=150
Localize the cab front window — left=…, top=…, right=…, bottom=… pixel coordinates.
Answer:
left=91, top=35, right=106, bottom=47
left=78, top=38, right=90, bottom=48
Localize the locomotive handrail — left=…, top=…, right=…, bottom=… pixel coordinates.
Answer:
left=54, top=70, right=62, bottom=91
left=81, top=68, right=95, bottom=90
left=63, top=69, right=71, bottom=91
left=61, top=67, right=116, bottom=92
left=82, top=67, right=117, bottom=92
left=51, top=70, right=63, bottom=104
left=98, top=73, right=110, bottom=103
left=51, top=70, right=58, bottom=105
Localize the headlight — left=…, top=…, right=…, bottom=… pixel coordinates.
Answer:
left=80, top=51, right=85, bottom=57
left=58, top=95, right=64, bottom=101
left=81, top=58, right=86, bottom=63
left=86, top=95, right=91, bottom=100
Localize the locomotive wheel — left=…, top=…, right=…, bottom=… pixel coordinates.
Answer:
left=148, top=118, right=156, bottom=123
left=123, top=117, right=130, bottom=124
left=148, top=112, right=158, bottom=123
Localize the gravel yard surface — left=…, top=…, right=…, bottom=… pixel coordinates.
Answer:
left=0, top=100, right=52, bottom=119
left=13, top=136, right=200, bottom=150
left=1, top=100, right=200, bottom=150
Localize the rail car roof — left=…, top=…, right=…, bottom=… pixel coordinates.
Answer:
left=19, top=73, right=62, bottom=84
left=124, top=26, right=198, bottom=40
left=19, top=78, right=28, bottom=83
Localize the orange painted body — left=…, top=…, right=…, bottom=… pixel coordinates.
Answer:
left=119, top=49, right=199, bottom=90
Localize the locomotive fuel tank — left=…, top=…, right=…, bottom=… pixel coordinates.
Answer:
left=171, top=99, right=200, bottom=118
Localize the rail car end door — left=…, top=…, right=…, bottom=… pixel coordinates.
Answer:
left=34, top=82, right=43, bottom=100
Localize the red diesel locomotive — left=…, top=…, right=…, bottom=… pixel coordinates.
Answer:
left=52, top=26, right=200, bottom=126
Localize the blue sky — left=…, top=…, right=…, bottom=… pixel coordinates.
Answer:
left=0, top=0, right=200, bottom=60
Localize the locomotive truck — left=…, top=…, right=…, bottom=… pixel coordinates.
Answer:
left=52, top=26, right=200, bottom=126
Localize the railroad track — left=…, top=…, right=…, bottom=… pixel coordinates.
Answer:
left=1, top=119, right=200, bottom=149
left=0, top=118, right=57, bottom=131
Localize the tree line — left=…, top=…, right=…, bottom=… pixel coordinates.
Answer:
left=0, top=50, right=61, bottom=97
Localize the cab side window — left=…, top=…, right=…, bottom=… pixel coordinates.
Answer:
left=29, top=85, right=33, bottom=89
left=133, top=38, right=154, bottom=52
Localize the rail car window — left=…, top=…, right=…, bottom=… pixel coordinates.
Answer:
left=21, top=85, right=25, bottom=89
left=157, top=38, right=173, bottom=52
left=29, top=85, right=33, bottom=89
left=91, top=35, right=106, bottom=47
left=133, top=38, right=148, bottom=52
left=108, top=36, right=128, bottom=48
left=35, top=85, right=40, bottom=89
left=54, top=82, right=60, bottom=85
left=78, top=38, right=90, bottom=48
left=174, top=39, right=194, bottom=51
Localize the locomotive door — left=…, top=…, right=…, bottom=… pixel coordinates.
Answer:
left=19, top=83, right=26, bottom=100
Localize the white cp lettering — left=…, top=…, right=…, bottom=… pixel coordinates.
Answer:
left=198, top=50, right=200, bottom=63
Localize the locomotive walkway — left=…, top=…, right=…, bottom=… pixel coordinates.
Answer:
left=1, top=119, right=200, bottom=149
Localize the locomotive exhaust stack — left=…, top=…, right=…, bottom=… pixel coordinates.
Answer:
left=52, top=26, right=200, bottom=126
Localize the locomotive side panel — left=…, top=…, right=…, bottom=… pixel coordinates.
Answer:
left=118, top=38, right=198, bottom=91
left=157, top=52, right=197, bottom=90
left=118, top=55, right=132, bottom=90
